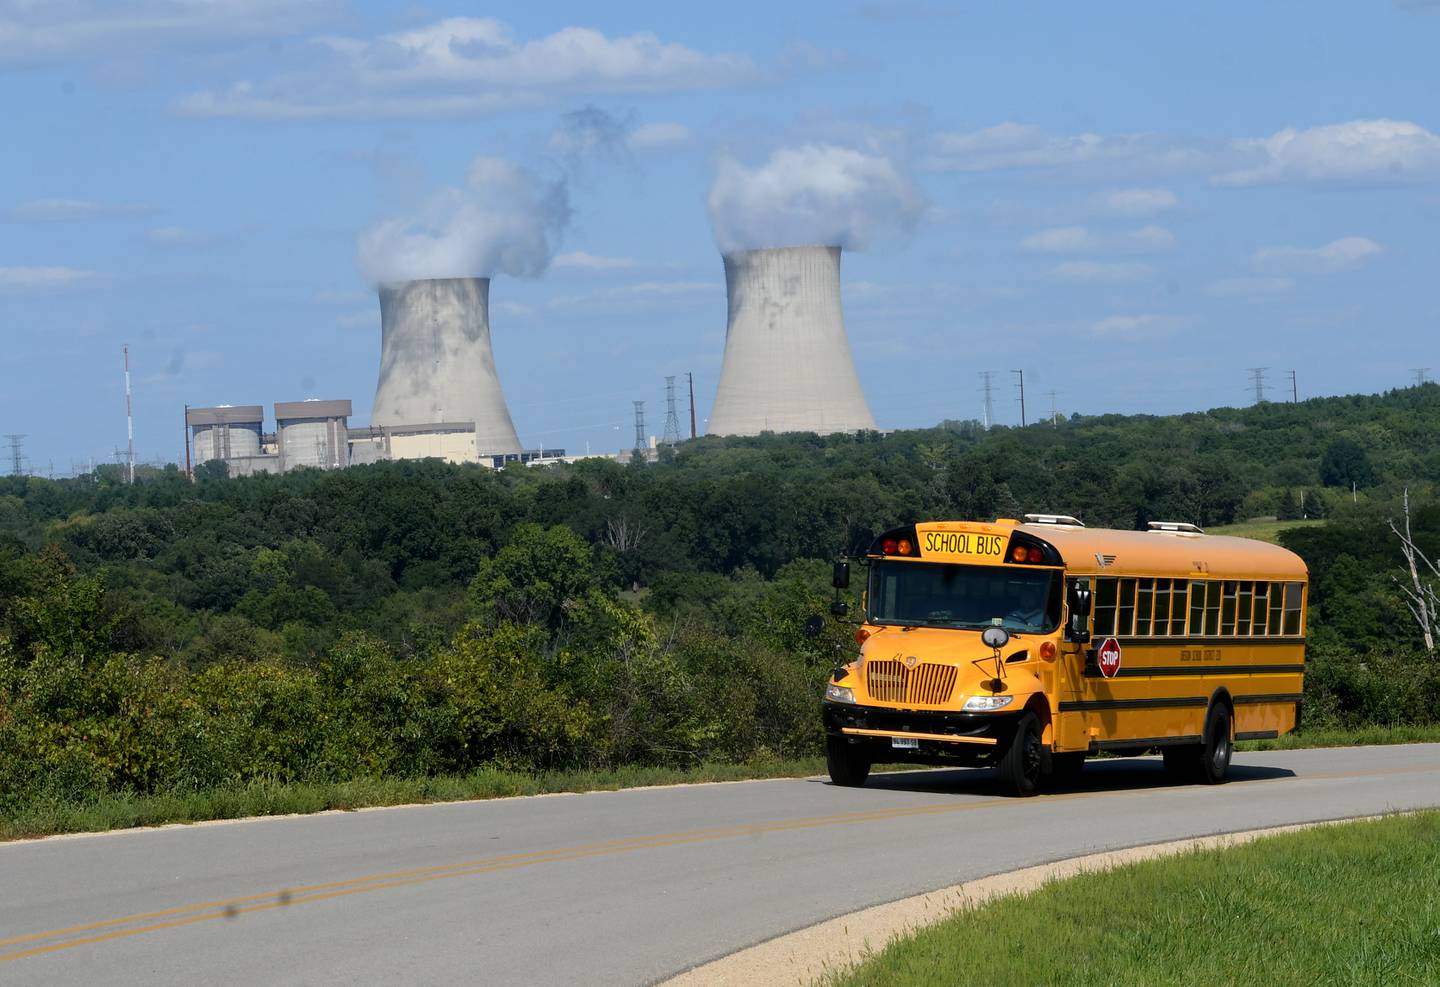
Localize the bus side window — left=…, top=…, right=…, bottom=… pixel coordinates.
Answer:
left=1093, top=577, right=1118, bottom=636
left=1268, top=581, right=1285, bottom=635
left=1150, top=578, right=1171, bottom=637
left=1236, top=581, right=1253, bottom=636
left=1170, top=581, right=1188, bottom=635
left=1283, top=582, right=1304, bottom=635
left=1220, top=580, right=1238, bottom=636
left=1252, top=582, right=1270, bottom=636
left=1204, top=581, right=1222, bottom=636
left=1189, top=580, right=1206, bottom=637
left=1117, top=578, right=1136, bottom=636
left=1135, top=578, right=1153, bottom=636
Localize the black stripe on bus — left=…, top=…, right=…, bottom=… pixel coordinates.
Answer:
left=1235, top=730, right=1280, bottom=741
left=1105, top=636, right=1306, bottom=647
left=1059, top=696, right=1208, bottom=712
left=1091, top=735, right=1202, bottom=751
left=1083, top=663, right=1305, bottom=679
left=1232, top=693, right=1304, bottom=705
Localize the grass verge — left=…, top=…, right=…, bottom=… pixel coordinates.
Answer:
left=826, top=811, right=1440, bottom=986
left=0, top=758, right=825, bottom=843
left=4, top=725, right=1438, bottom=842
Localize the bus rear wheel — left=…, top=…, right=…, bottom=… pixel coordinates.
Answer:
left=1163, top=705, right=1233, bottom=784
left=998, top=713, right=1043, bottom=797
left=826, top=736, right=871, bottom=787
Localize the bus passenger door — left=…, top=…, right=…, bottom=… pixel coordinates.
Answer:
left=1055, top=578, right=1091, bottom=751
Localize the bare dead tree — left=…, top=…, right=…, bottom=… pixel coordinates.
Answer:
left=603, top=515, right=648, bottom=555
left=1389, top=488, right=1439, bottom=654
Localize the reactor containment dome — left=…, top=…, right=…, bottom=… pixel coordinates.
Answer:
left=707, top=245, right=876, bottom=437
left=372, top=278, right=523, bottom=456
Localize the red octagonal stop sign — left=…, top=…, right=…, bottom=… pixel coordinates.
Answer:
left=1097, top=637, right=1122, bottom=678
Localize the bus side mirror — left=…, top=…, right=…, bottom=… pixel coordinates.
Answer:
left=1066, top=583, right=1092, bottom=644
left=832, top=560, right=850, bottom=590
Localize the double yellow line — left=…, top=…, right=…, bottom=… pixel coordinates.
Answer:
left=2, top=762, right=1433, bottom=965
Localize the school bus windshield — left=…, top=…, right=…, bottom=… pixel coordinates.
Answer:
left=868, top=561, right=1062, bottom=633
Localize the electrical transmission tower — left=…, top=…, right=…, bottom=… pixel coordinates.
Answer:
left=632, top=400, right=646, bottom=461
left=1287, top=370, right=1298, bottom=403
left=1412, top=368, right=1432, bottom=387
left=979, top=372, right=995, bottom=430
left=662, top=376, right=682, bottom=447
left=1011, top=369, right=1026, bottom=427
left=1045, top=390, right=1060, bottom=426
left=1247, top=367, right=1268, bottom=405
left=4, top=434, right=25, bottom=476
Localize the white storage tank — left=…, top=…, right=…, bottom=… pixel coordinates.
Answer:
left=187, top=405, right=264, bottom=462
left=275, top=399, right=351, bottom=470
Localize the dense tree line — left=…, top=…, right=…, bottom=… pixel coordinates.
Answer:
left=1, top=383, right=1438, bottom=808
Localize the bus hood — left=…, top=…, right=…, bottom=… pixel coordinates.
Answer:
left=855, top=625, right=1041, bottom=705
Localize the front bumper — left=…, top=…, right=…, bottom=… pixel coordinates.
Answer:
left=822, top=701, right=1024, bottom=761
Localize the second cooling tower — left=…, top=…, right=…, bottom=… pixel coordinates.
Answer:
left=707, top=245, right=876, bottom=437
left=373, top=277, right=523, bottom=456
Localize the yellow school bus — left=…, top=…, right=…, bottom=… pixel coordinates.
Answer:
left=819, top=515, right=1307, bottom=795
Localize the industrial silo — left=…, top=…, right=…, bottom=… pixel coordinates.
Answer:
left=372, top=278, right=523, bottom=456
left=707, top=245, right=876, bottom=436
left=187, top=405, right=264, bottom=462
left=276, top=399, right=351, bottom=470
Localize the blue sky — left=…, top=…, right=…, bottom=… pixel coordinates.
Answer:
left=2, top=1, right=1438, bottom=471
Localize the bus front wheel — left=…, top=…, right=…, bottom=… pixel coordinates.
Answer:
left=998, top=713, right=1043, bottom=797
left=826, top=737, right=871, bottom=787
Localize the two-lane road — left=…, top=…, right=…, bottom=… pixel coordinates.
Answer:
left=3, top=745, right=1439, bottom=985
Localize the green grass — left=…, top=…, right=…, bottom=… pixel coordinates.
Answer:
left=827, top=812, right=1440, bottom=987
left=4, top=725, right=1437, bottom=842
left=1207, top=517, right=1326, bottom=544
left=0, top=758, right=827, bottom=842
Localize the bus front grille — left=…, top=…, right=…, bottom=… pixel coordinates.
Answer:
left=866, top=660, right=958, bottom=706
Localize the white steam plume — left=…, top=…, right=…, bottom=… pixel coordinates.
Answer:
left=707, top=144, right=925, bottom=253
left=357, top=157, right=570, bottom=284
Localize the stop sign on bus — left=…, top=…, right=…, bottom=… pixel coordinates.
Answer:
left=1097, top=637, right=1122, bottom=678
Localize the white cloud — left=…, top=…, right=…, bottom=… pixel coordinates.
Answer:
left=553, top=251, right=639, bottom=271
left=629, top=122, right=690, bottom=149
left=1087, top=314, right=1190, bottom=340
left=0, top=0, right=340, bottom=65
left=147, top=225, right=208, bottom=245
left=5, top=197, right=150, bottom=222
left=1021, top=225, right=1174, bottom=254
left=356, top=156, right=571, bottom=284
left=1216, top=119, right=1440, bottom=186
left=1093, top=187, right=1178, bottom=218
left=1050, top=261, right=1153, bottom=284
left=179, top=18, right=757, bottom=119
left=1252, top=236, right=1383, bottom=274
left=0, top=265, right=99, bottom=291
left=708, top=144, right=926, bottom=253
left=1204, top=277, right=1295, bottom=298
left=924, top=123, right=1214, bottom=175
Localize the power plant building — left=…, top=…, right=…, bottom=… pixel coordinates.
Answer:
left=707, top=245, right=876, bottom=437
left=276, top=399, right=351, bottom=471
left=186, top=405, right=278, bottom=476
left=372, top=278, right=523, bottom=457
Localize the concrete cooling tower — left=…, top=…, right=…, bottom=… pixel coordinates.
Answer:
left=707, top=245, right=876, bottom=437
left=373, top=278, right=522, bottom=456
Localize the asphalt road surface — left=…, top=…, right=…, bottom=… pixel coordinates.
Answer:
left=4, top=745, right=1439, bottom=986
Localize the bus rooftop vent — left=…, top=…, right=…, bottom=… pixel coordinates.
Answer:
left=1148, top=521, right=1205, bottom=535
left=1024, top=514, right=1085, bottom=528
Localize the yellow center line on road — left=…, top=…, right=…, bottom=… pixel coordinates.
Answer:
left=3, top=761, right=1436, bottom=965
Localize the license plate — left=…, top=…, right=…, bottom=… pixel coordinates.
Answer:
left=891, top=736, right=920, bottom=749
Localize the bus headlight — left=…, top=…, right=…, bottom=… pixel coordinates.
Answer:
left=962, top=695, right=1015, bottom=712
left=824, top=683, right=856, bottom=704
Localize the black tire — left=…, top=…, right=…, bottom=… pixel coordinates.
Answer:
left=1197, top=703, right=1233, bottom=784
left=826, top=736, right=871, bottom=787
left=997, top=713, right=1043, bottom=797
left=1048, top=751, right=1086, bottom=787
left=1162, top=704, right=1233, bottom=784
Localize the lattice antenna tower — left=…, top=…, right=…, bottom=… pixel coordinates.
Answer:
left=3, top=434, right=24, bottom=476
left=632, top=401, right=646, bottom=458
left=1247, top=367, right=1268, bottom=405
left=662, top=376, right=682, bottom=447
left=979, top=371, right=995, bottom=430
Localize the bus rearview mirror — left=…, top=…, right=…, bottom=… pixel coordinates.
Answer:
left=832, top=560, right=850, bottom=590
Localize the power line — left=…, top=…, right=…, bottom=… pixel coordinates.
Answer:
left=979, top=371, right=995, bottom=430
left=1247, top=367, right=1268, bottom=405
left=1011, top=369, right=1026, bottom=427
left=662, top=376, right=682, bottom=447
